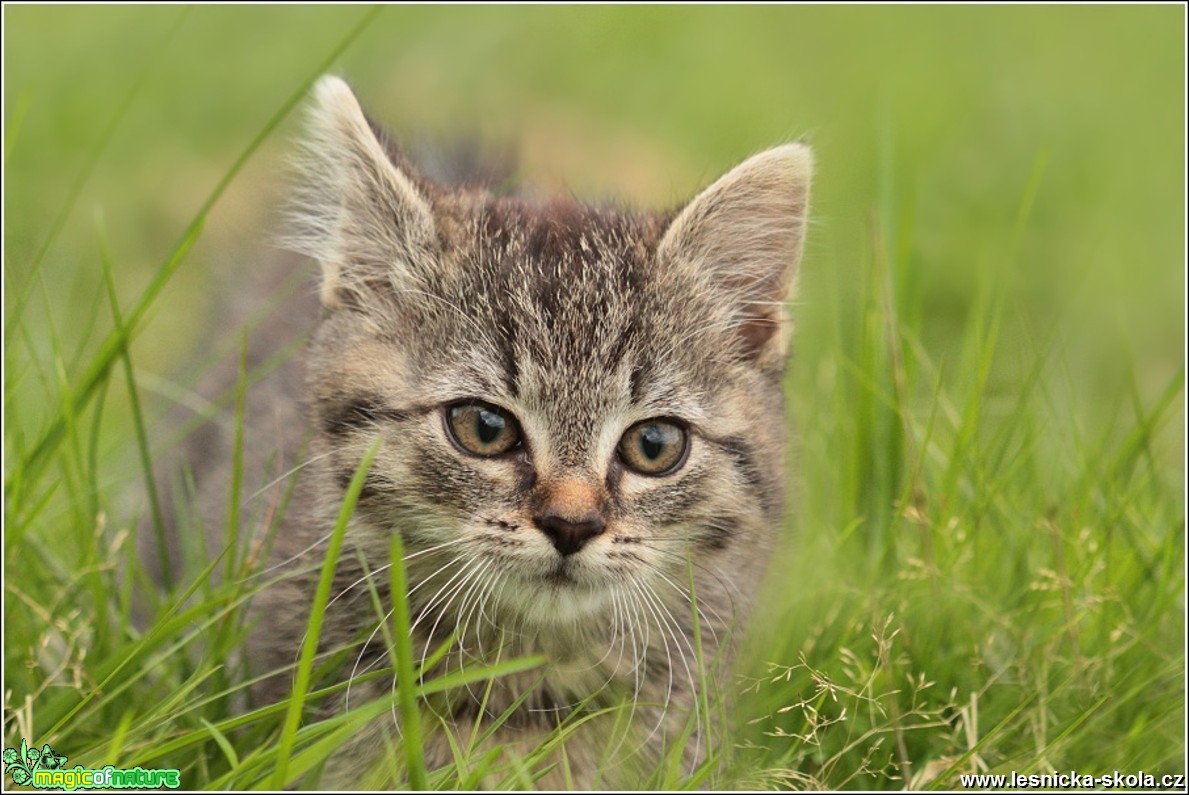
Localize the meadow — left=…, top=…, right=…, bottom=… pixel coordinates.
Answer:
left=4, top=5, right=1184, bottom=789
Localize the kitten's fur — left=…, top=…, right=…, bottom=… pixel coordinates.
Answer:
left=172, top=76, right=811, bottom=788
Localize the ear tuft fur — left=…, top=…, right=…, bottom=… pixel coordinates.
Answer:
left=658, top=143, right=812, bottom=370
left=285, top=76, right=437, bottom=310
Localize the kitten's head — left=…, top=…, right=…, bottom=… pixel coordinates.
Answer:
left=290, top=77, right=811, bottom=628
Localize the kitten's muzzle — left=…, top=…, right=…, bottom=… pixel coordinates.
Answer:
left=534, top=513, right=605, bottom=557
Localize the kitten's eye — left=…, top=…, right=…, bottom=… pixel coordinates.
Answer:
left=618, top=419, right=688, bottom=476
left=445, top=402, right=522, bottom=457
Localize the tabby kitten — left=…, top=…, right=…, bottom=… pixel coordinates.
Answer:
left=247, top=76, right=811, bottom=788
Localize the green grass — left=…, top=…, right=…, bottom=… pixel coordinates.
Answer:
left=4, top=5, right=1184, bottom=790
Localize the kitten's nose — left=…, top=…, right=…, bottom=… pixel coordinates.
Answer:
left=534, top=513, right=605, bottom=556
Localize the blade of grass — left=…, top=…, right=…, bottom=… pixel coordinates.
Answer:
left=388, top=530, right=428, bottom=789
left=199, top=718, right=241, bottom=769
left=686, top=551, right=714, bottom=762
left=414, top=654, right=546, bottom=699
left=103, top=711, right=135, bottom=765
left=36, top=545, right=228, bottom=742
left=270, top=436, right=382, bottom=788
left=4, top=7, right=191, bottom=341
left=8, top=5, right=384, bottom=498
left=225, top=330, right=249, bottom=583
left=99, top=218, right=171, bottom=589
left=456, top=746, right=504, bottom=790
left=238, top=690, right=402, bottom=790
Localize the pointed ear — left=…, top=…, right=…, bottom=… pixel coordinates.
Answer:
left=288, top=76, right=437, bottom=310
left=657, top=143, right=812, bottom=371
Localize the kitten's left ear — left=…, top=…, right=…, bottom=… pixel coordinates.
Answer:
left=658, top=143, right=812, bottom=371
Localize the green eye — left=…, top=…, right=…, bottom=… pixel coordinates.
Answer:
left=618, top=419, right=688, bottom=476
left=445, top=402, right=522, bottom=457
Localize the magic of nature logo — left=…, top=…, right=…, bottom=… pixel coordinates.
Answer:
left=3, top=739, right=181, bottom=790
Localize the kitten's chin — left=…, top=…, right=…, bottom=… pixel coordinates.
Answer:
left=503, top=565, right=618, bottom=626
left=519, top=590, right=609, bottom=627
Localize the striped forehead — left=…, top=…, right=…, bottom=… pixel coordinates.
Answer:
left=454, top=197, right=661, bottom=463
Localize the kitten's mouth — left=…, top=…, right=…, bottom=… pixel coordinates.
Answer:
left=541, top=558, right=602, bottom=591
left=544, top=561, right=576, bottom=586
left=505, top=561, right=616, bottom=624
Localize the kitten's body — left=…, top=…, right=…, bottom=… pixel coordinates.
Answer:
left=161, top=77, right=811, bottom=788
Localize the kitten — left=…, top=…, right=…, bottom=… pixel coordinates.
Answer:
left=194, top=76, right=810, bottom=788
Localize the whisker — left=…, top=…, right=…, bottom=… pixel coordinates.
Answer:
left=345, top=603, right=397, bottom=711
left=246, top=448, right=336, bottom=505
left=250, top=529, right=336, bottom=580
left=639, top=579, right=704, bottom=772
left=645, top=565, right=724, bottom=649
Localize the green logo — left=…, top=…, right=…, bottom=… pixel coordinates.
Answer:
left=3, top=740, right=68, bottom=785
left=3, top=740, right=181, bottom=790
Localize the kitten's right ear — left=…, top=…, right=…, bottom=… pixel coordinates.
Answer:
left=289, top=76, right=437, bottom=310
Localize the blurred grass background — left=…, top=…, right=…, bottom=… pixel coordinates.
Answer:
left=6, top=6, right=1183, bottom=442
left=4, top=5, right=1184, bottom=789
